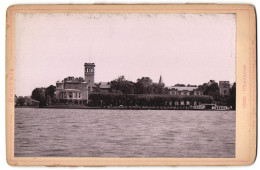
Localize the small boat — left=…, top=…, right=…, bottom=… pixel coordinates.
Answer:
left=212, top=105, right=230, bottom=110
left=192, top=104, right=230, bottom=110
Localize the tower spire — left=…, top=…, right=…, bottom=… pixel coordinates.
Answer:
left=159, top=75, right=163, bottom=84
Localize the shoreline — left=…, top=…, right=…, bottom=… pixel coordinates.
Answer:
left=15, top=105, right=235, bottom=111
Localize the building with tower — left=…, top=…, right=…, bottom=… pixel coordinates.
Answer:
left=55, top=62, right=96, bottom=105
left=84, top=63, right=95, bottom=91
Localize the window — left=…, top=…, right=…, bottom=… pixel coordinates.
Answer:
left=69, top=92, right=73, bottom=98
left=75, top=92, right=77, bottom=98
left=79, top=93, right=81, bottom=98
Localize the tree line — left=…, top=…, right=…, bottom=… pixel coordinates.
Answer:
left=88, top=93, right=213, bottom=108
left=94, top=76, right=170, bottom=94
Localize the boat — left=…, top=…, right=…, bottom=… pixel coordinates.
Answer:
left=192, top=104, right=230, bottom=110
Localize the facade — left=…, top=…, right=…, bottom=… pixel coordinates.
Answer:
left=84, top=63, right=95, bottom=91
left=55, top=76, right=88, bottom=104
left=219, top=81, right=230, bottom=95
left=169, top=86, right=203, bottom=96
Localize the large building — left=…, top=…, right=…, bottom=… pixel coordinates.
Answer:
left=55, top=76, right=89, bottom=104
left=55, top=62, right=97, bottom=104
left=169, top=86, right=203, bottom=96
left=219, top=81, right=230, bottom=95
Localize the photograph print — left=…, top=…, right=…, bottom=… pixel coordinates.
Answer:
left=14, top=12, right=236, bottom=158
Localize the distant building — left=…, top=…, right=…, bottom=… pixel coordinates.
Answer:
left=219, top=81, right=230, bottom=95
left=169, top=86, right=203, bottom=96
left=97, top=82, right=111, bottom=93
left=55, top=76, right=88, bottom=104
left=84, top=63, right=95, bottom=91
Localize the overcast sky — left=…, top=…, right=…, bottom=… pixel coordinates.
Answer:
left=15, top=13, right=236, bottom=96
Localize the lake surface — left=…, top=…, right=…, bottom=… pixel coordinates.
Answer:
left=15, top=108, right=235, bottom=158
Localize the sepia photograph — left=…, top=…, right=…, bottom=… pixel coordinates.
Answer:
left=13, top=11, right=236, bottom=158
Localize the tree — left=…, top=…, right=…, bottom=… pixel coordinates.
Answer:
left=152, top=83, right=166, bottom=94
left=45, top=85, right=56, bottom=98
left=135, top=77, right=154, bottom=94
left=198, top=80, right=222, bottom=102
left=31, top=88, right=46, bottom=106
left=45, top=85, right=56, bottom=105
left=93, top=83, right=101, bottom=93
left=17, top=96, right=25, bottom=106
left=110, top=76, right=135, bottom=94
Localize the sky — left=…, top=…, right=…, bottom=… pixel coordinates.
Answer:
left=15, top=13, right=236, bottom=96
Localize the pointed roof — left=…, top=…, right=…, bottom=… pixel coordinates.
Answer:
left=159, top=75, right=163, bottom=84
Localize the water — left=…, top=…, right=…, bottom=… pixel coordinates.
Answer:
left=15, top=108, right=235, bottom=158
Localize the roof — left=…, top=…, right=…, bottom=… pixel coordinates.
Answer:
left=63, top=77, right=85, bottom=83
left=170, top=86, right=198, bottom=91
left=64, top=81, right=87, bottom=84
left=84, top=63, right=95, bottom=66
left=59, top=89, right=82, bottom=92
left=31, top=99, right=40, bottom=103
left=98, top=82, right=111, bottom=89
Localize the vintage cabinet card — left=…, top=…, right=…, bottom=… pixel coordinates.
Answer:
left=5, top=4, right=256, bottom=166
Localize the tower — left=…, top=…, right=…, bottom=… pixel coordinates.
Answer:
left=159, top=75, right=163, bottom=84
left=84, top=63, right=95, bottom=91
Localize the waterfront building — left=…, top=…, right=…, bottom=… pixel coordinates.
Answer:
left=55, top=62, right=96, bottom=104
left=219, top=81, right=230, bottom=95
left=55, top=76, right=88, bottom=104
left=169, top=86, right=203, bottom=96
